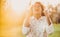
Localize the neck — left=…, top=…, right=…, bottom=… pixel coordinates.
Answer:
left=34, top=14, right=41, bottom=20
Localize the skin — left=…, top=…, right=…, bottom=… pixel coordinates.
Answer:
left=32, top=2, right=42, bottom=20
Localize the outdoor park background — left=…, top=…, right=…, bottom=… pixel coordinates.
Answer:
left=0, top=0, right=60, bottom=37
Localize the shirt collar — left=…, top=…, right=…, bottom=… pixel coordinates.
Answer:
left=32, top=16, right=44, bottom=21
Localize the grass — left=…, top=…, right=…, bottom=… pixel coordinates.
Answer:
left=48, top=24, right=60, bottom=37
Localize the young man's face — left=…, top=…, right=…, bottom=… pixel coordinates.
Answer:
left=33, top=2, right=42, bottom=15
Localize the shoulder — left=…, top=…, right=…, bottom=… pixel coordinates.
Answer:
left=24, top=16, right=34, bottom=22
left=41, top=16, right=47, bottom=20
left=41, top=16, right=48, bottom=23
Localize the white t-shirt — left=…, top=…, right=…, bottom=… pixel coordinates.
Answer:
left=22, top=16, right=54, bottom=37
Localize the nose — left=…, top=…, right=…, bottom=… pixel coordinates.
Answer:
left=35, top=7, right=40, bottom=11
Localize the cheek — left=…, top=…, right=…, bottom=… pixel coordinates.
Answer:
left=32, top=8, right=43, bottom=14
left=39, top=7, right=42, bottom=12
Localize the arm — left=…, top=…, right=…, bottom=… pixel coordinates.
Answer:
left=46, top=17, right=54, bottom=34
left=43, top=11, right=51, bottom=25
left=43, top=11, right=54, bottom=34
left=22, top=18, right=30, bottom=35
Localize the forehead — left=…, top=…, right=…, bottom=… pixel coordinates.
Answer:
left=33, top=2, right=41, bottom=6
left=33, top=2, right=41, bottom=7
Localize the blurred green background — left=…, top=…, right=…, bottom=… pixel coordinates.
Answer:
left=49, top=24, right=60, bottom=37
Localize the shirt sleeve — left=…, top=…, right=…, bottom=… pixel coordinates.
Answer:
left=46, top=18, right=54, bottom=34
left=46, top=23, right=54, bottom=34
